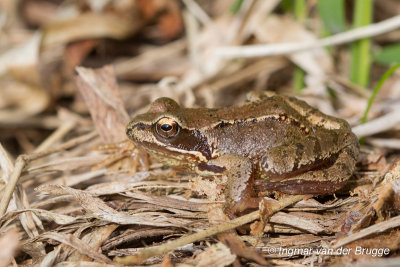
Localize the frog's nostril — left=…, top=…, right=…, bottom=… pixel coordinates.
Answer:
left=134, top=123, right=149, bottom=131
left=126, top=123, right=151, bottom=137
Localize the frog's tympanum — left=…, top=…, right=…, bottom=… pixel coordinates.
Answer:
left=126, top=92, right=359, bottom=214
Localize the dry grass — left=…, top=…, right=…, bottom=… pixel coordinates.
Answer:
left=1, top=1, right=400, bottom=266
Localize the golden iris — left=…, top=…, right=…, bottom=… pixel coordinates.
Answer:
left=155, top=117, right=180, bottom=138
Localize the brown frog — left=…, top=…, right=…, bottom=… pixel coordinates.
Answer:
left=126, top=92, right=359, bottom=213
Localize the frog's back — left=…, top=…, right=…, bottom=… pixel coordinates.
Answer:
left=200, top=95, right=356, bottom=161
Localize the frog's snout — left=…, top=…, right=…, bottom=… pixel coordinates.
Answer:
left=126, top=121, right=153, bottom=143
left=126, top=121, right=140, bottom=141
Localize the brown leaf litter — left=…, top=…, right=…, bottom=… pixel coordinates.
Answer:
left=1, top=1, right=400, bottom=266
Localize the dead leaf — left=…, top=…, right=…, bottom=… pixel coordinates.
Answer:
left=191, top=243, right=236, bottom=267
left=75, top=65, right=129, bottom=143
left=36, top=184, right=191, bottom=227
left=40, top=232, right=113, bottom=264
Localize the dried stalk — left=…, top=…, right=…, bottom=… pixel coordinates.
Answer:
left=352, top=108, right=400, bottom=137
left=333, top=214, right=400, bottom=249
left=114, top=194, right=304, bottom=264
left=0, top=131, right=97, bottom=216
left=0, top=156, right=26, bottom=216
left=216, top=15, right=400, bottom=58
left=35, top=120, right=77, bottom=153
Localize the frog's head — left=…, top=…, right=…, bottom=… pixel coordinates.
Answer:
left=126, top=97, right=212, bottom=169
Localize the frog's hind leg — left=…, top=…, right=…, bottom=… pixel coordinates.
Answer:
left=207, top=154, right=262, bottom=215
left=255, top=144, right=359, bottom=195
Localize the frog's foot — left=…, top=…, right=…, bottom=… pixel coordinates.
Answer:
left=207, top=203, right=268, bottom=265
left=93, top=141, right=149, bottom=172
left=217, top=232, right=268, bottom=266
left=224, top=195, right=262, bottom=217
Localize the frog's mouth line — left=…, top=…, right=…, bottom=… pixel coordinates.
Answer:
left=132, top=138, right=209, bottom=167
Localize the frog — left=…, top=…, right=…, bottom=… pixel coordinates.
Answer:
left=126, top=91, right=359, bottom=214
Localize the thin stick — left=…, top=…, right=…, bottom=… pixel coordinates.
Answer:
left=352, top=108, right=400, bottom=137
left=0, top=156, right=26, bottom=216
left=0, top=131, right=97, bottom=216
left=366, top=138, right=400, bottom=150
left=114, top=40, right=186, bottom=77
left=28, top=131, right=97, bottom=162
left=181, top=0, right=214, bottom=28
left=333, top=214, right=400, bottom=249
left=114, top=195, right=304, bottom=264
left=35, top=121, right=76, bottom=153
left=216, top=15, right=400, bottom=58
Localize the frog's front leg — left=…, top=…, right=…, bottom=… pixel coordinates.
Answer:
left=205, top=154, right=261, bottom=215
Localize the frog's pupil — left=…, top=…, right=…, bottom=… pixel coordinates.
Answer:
left=161, top=124, right=172, bottom=131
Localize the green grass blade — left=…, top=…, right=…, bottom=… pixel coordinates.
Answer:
left=230, top=0, right=244, bottom=14
left=294, top=0, right=306, bottom=21
left=374, top=43, right=400, bottom=65
left=293, top=0, right=306, bottom=93
left=280, top=0, right=294, bottom=12
left=361, top=63, right=400, bottom=125
left=293, top=67, right=306, bottom=93
left=317, top=0, right=346, bottom=34
left=350, top=0, right=373, bottom=87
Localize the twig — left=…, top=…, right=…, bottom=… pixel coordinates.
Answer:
left=208, top=57, right=287, bottom=92
left=0, top=156, right=26, bottom=216
left=333, top=214, right=400, bottom=249
left=216, top=15, right=400, bottom=58
left=41, top=232, right=114, bottom=264
left=35, top=120, right=77, bottom=153
left=27, top=130, right=97, bottom=162
left=0, top=131, right=97, bottom=216
left=328, top=75, right=370, bottom=98
left=352, top=108, right=400, bottom=137
left=366, top=138, right=400, bottom=149
left=0, top=115, right=60, bottom=129
left=231, top=0, right=279, bottom=45
left=181, top=0, right=213, bottom=28
left=183, top=10, right=202, bottom=74
left=114, top=194, right=304, bottom=264
left=114, top=40, right=186, bottom=77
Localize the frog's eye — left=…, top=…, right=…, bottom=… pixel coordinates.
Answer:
left=155, top=117, right=180, bottom=139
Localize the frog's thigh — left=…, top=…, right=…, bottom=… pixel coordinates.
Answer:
left=260, top=137, right=319, bottom=175
left=282, top=145, right=357, bottom=194
left=303, top=144, right=357, bottom=183
left=260, top=143, right=301, bottom=175
left=207, top=154, right=253, bottom=203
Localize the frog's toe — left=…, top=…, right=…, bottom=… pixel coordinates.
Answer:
left=224, top=196, right=262, bottom=217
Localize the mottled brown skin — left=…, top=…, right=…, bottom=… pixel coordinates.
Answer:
left=126, top=92, right=359, bottom=214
